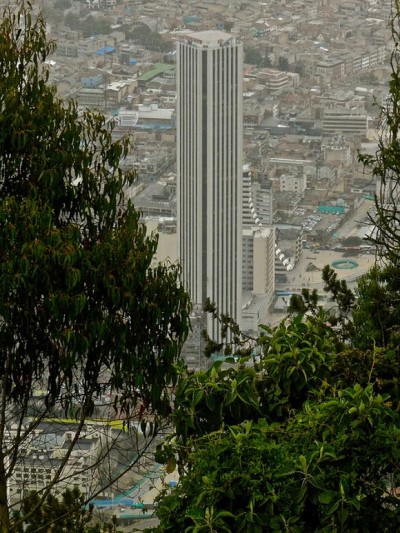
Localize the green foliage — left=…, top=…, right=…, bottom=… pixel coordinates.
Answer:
left=165, top=311, right=340, bottom=452
left=289, top=265, right=356, bottom=346
left=152, top=280, right=400, bottom=531
left=244, top=46, right=263, bottom=65
left=64, top=12, right=80, bottom=30
left=256, top=316, right=337, bottom=419
left=12, top=488, right=93, bottom=532
left=289, top=262, right=400, bottom=353
left=83, top=15, right=113, bottom=38
left=0, top=2, right=190, bottom=529
left=358, top=1, right=400, bottom=266
left=0, top=0, right=190, bottom=416
left=278, top=56, right=289, bottom=71
left=124, top=24, right=173, bottom=53
left=170, top=361, right=261, bottom=445
left=331, top=345, right=400, bottom=411
left=11, top=488, right=121, bottom=532
left=288, top=287, right=321, bottom=316
left=260, top=53, right=272, bottom=68
left=341, top=236, right=363, bottom=247
left=321, top=265, right=356, bottom=341
left=201, top=298, right=251, bottom=357
left=353, top=264, right=400, bottom=349
left=64, top=13, right=112, bottom=37
left=153, top=382, right=400, bottom=532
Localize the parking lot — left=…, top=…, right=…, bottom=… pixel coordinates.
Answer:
left=291, top=207, right=345, bottom=241
left=289, top=199, right=376, bottom=246
left=273, top=199, right=378, bottom=318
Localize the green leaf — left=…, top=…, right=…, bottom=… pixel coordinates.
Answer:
left=216, top=510, right=235, bottom=518
left=166, top=456, right=176, bottom=474
left=299, top=455, right=308, bottom=473
left=318, top=491, right=333, bottom=505
left=326, top=500, right=340, bottom=516
left=192, top=389, right=203, bottom=407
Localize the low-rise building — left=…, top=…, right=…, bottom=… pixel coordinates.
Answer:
left=257, top=68, right=291, bottom=91
left=280, top=172, right=307, bottom=195
left=316, top=58, right=346, bottom=84
left=322, top=108, right=369, bottom=137
left=77, top=87, right=105, bottom=109
left=6, top=420, right=115, bottom=504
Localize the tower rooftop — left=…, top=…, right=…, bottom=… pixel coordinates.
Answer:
left=185, top=30, right=235, bottom=48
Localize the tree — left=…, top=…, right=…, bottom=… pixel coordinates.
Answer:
left=222, top=21, right=234, bottom=33
left=278, top=56, right=289, bottom=71
left=82, top=15, right=112, bottom=38
left=289, top=265, right=355, bottom=345
left=359, top=0, right=400, bottom=266
left=63, top=13, right=112, bottom=37
left=152, top=306, right=400, bottom=531
left=244, top=46, right=263, bottom=66
left=64, top=12, right=80, bottom=31
left=260, top=54, right=272, bottom=68
left=124, top=25, right=173, bottom=53
left=153, top=384, right=400, bottom=532
left=352, top=264, right=400, bottom=349
left=11, top=488, right=118, bottom=533
left=341, top=236, right=363, bottom=248
left=0, top=3, right=190, bottom=530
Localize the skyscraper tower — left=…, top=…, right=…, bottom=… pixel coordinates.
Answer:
left=177, top=30, right=243, bottom=341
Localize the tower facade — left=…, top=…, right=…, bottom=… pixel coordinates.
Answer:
left=177, top=30, right=243, bottom=340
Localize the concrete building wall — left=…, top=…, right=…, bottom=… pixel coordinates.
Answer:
left=253, top=227, right=275, bottom=296
left=322, top=108, right=368, bottom=137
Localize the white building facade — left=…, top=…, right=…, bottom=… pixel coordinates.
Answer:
left=177, top=30, right=243, bottom=340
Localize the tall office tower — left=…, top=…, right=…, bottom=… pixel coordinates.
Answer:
left=177, top=31, right=243, bottom=342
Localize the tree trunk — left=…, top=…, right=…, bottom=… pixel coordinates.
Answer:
left=0, top=452, right=10, bottom=533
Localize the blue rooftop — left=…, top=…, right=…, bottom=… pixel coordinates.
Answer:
left=95, top=46, right=115, bottom=55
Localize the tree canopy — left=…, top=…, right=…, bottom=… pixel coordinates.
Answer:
left=152, top=286, right=400, bottom=531
left=244, top=46, right=263, bottom=66
left=0, top=2, right=190, bottom=530
left=124, top=24, right=173, bottom=53
left=64, top=12, right=113, bottom=38
left=11, top=488, right=117, bottom=533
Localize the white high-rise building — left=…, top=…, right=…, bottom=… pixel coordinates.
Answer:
left=177, top=30, right=243, bottom=341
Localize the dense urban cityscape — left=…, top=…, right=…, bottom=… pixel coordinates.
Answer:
left=0, top=0, right=400, bottom=531
left=42, top=0, right=389, bottom=363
